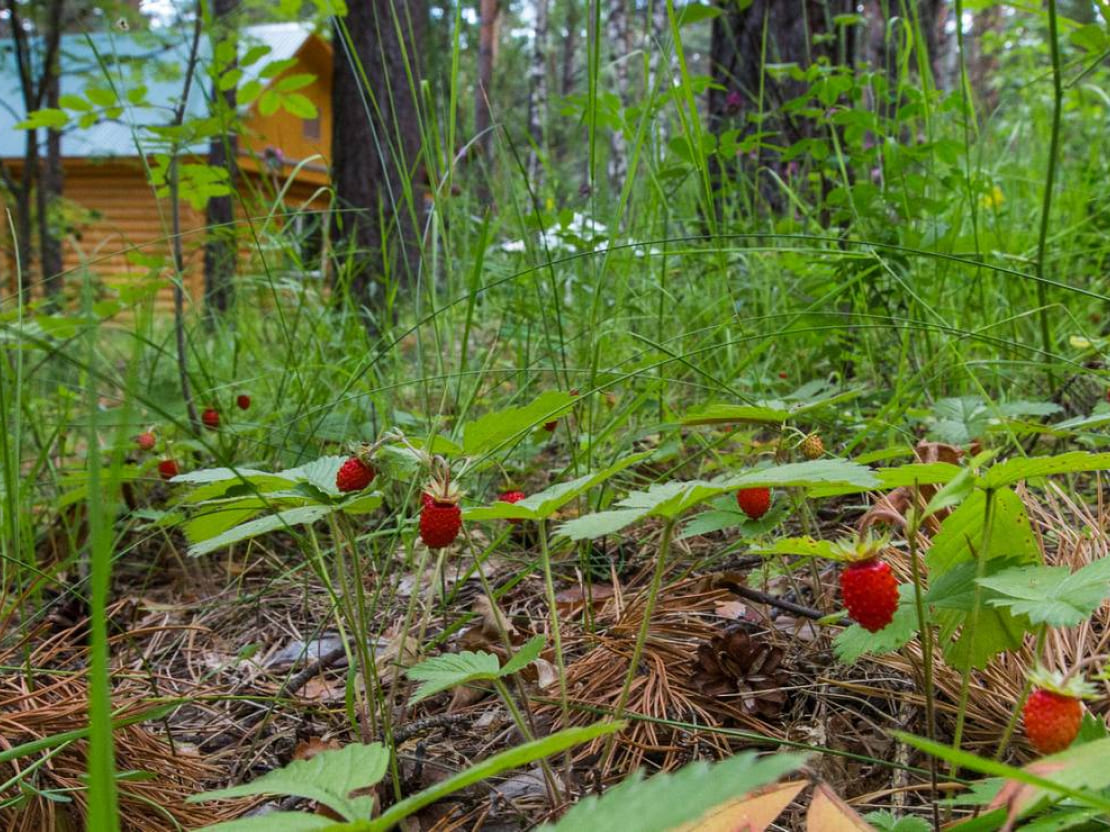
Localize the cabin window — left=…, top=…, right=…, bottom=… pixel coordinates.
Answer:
left=302, top=116, right=321, bottom=139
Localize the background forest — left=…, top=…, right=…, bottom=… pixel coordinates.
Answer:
left=3, top=0, right=1110, bottom=830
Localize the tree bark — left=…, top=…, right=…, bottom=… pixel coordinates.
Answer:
left=330, top=0, right=425, bottom=322
left=39, top=0, right=64, bottom=301
left=561, top=0, right=579, bottom=97
left=526, top=0, right=549, bottom=186
left=203, top=0, right=239, bottom=319
left=475, top=0, right=498, bottom=163
left=606, top=0, right=630, bottom=192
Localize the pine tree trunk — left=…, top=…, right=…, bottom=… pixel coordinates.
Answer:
left=526, top=0, right=549, bottom=186
left=38, top=0, right=64, bottom=302
left=561, top=0, right=578, bottom=97
left=606, top=0, right=630, bottom=193
left=330, top=0, right=425, bottom=325
left=203, top=0, right=238, bottom=318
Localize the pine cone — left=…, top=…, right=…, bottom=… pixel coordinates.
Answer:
left=692, top=627, right=788, bottom=718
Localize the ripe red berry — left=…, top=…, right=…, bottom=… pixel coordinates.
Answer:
left=158, top=459, right=179, bottom=480
left=202, top=408, right=220, bottom=430
left=736, top=487, right=771, bottom=520
left=420, top=496, right=462, bottom=549
left=136, top=432, right=155, bottom=451
left=336, top=456, right=375, bottom=493
left=543, top=420, right=558, bottom=432
left=1023, top=688, right=1083, bottom=755
left=236, top=394, right=251, bottom=411
left=839, top=558, right=898, bottom=633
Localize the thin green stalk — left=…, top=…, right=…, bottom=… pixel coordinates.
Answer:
left=993, top=625, right=1048, bottom=761
left=1034, top=0, right=1064, bottom=387
left=906, top=501, right=940, bottom=832
left=601, top=517, right=676, bottom=774
left=537, top=519, right=572, bottom=782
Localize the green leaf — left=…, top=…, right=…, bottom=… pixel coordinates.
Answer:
left=978, top=558, right=1110, bottom=627
left=983, top=452, right=1110, bottom=489
left=675, top=2, right=722, bottom=25
left=15, top=108, right=69, bottom=130
left=259, top=90, right=281, bottom=116
left=187, top=505, right=335, bottom=557
left=722, top=459, right=880, bottom=491
left=538, top=751, right=808, bottom=832
left=84, top=86, right=117, bottom=106
left=59, top=94, right=92, bottom=111
left=464, top=452, right=651, bottom=522
left=556, top=508, right=644, bottom=541
left=276, top=73, right=316, bottom=92
left=680, top=403, right=791, bottom=425
left=335, top=722, right=625, bottom=832
left=461, top=391, right=576, bottom=456
left=282, top=93, right=318, bottom=118
left=191, top=815, right=334, bottom=832
left=500, top=635, right=545, bottom=676
left=188, top=743, right=389, bottom=823
left=864, top=811, right=933, bottom=832
left=406, top=651, right=501, bottom=704
left=833, top=584, right=918, bottom=663
left=751, top=536, right=841, bottom=559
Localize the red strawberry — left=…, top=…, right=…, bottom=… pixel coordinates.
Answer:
left=736, top=487, right=771, bottom=520
left=336, top=456, right=375, bottom=493
left=499, top=490, right=526, bottom=524
left=158, top=459, right=179, bottom=480
left=202, top=408, right=220, bottom=430
left=420, top=497, right=462, bottom=548
left=236, top=394, right=251, bottom=411
left=543, top=420, right=558, bottom=432
left=1023, top=688, right=1082, bottom=754
left=136, top=432, right=156, bottom=451
left=839, top=558, right=898, bottom=633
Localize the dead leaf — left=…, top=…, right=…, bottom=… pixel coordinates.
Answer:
left=293, top=737, right=341, bottom=760
left=533, top=658, right=559, bottom=691
left=473, top=594, right=518, bottom=640
left=805, top=782, right=872, bottom=830
left=672, top=780, right=808, bottom=831
left=714, top=600, right=747, bottom=620
left=555, top=583, right=616, bottom=616
left=988, top=759, right=1069, bottom=831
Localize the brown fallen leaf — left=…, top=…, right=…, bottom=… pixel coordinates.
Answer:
left=292, top=736, right=341, bottom=760
left=805, top=782, right=873, bottom=830
left=555, top=583, right=616, bottom=616
left=671, top=779, right=808, bottom=832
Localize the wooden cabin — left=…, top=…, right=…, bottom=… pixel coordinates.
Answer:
left=0, top=23, right=333, bottom=313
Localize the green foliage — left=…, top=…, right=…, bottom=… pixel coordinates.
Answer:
left=978, top=558, right=1110, bottom=627
left=536, top=752, right=808, bottom=831
left=406, top=635, right=545, bottom=703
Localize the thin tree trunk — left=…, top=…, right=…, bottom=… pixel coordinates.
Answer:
left=203, top=0, right=239, bottom=319
left=526, top=0, right=549, bottom=186
left=475, top=0, right=498, bottom=163
left=561, top=0, right=578, bottom=97
left=606, top=0, right=630, bottom=192
left=331, top=0, right=425, bottom=324
left=38, top=0, right=64, bottom=302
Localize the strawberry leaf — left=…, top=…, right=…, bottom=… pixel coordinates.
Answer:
left=983, top=452, right=1110, bottom=489
left=406, top=651, right=501, bottom=704
left=978, top=558, right=1110, bottom=627
left=461, top=391, right=576, bottom=456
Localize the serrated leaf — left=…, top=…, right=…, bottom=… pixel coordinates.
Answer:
left=722, top=459, right=879, bottom=490
left=500, top=635, right=545, bottom=676
left=983, top=452, right=1110, bottom=489
left=338, top=492, right=383, bottom=515
left=464, top=452, right=652, bottom=522
left=188, top=743, right=389, bottom=822
left=187, top=505, right=335, bottom=557
left=535, top=751, right=808, bottom=832
left=276, top=455, right=347, bottom=496
left=556, top=508, right=644, bottom=540
left=406, top=651, right=501, bottom=704
left=978, top=558, right=1110, bottom=627
left=461, top=391, right=576, bottom=456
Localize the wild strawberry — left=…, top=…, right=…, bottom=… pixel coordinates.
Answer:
left=420, top=476, right=462, bottom=549
left=499, top=490, right=526, bottom=524
left=801, top=433, right=824, bottom=460
left=1022, top=670, right=1094, bottom=755
left=736, top=487, right=771, bottom=520
left=135, top=432, right=156, bottom=451
left=839, top=558, right=898, bottom=633
left=158, top=459, right=179, bottom=480
left=202, top=408, right=220, bottom=430
left=336, top=456, right=375, bottom=493
left=778, top=372, right=788, bottom=379
left=236, top=394, right=251, bottom=411
left=543, top=420, right=558, bottom=432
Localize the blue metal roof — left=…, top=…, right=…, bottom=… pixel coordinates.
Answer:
left=0, top=23, right=316, bottom=159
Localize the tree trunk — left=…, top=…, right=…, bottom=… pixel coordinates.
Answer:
left=330, top=0, right=425, bottom=323
left=606, top=0, right=630, bottom=192
left=203, top=0, right=239, bottom=318
left=561, top=0, right=579, bottom=97
left=475, top=0, right=498, bottom=163
left=38, top=0, right=64, bottom=302
left=526, top=0, right=549, bottom=186
left=708, top=0, right=854, bottom=213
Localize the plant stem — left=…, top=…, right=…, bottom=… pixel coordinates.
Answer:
left=906, top=500, right=940, bottom=832
left=1034, top=0, right=1063, bottom=388
left=993, top=625, right=1047, bottom=761
left=537, top=519, right=572, bottom=780
left=601, top=517, right=675, bottom=774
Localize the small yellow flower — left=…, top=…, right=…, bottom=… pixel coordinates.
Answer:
left=979, top=185, right=1004, bottom=210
